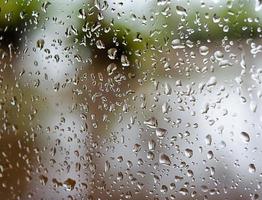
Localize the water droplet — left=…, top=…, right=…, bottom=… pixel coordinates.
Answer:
left=249, top=164, right=256, bottom=173
left=133, top=143, right=141, bottom=153
left=37, top=39, right=45, bottom=50
left=185, top=148, right=193, bottom=158
left=148, top=139, right=156, bottom=150
left=255, top=0, right=262, bottom=11
left=160, top=185, right=168, bottom=193
left=214, top=50, right=224, bottom=60
left=39, top=175, right=48, bottom=186
left=206, top=76, right=217, bottom=87
left=96, top=40, right=105, bottom=49
left=156, top=128, right=167, bottom=139
left=171, top=39, right=185, bottom=49
left=121, top=55, right=130, bottom=67
left=144, top=117, right=158, bottom=129
left=207, top=150, right=214, bottom=160
left=41, top=1, right=51, bottom=13
left=164, top=83, right=172, bottom=95
left=63, top=178, right=76, bottom=191
left=240, top=131, right=250, bottom=143
left=159, top=153, right=171, bottom=166
left=250, top=101, right=257, bottom=112
left=107, top=63, right=117, bottom=76
left=199, top=46, right=209, bottom=56
left=157, top=0, right=168, bottom=6
left=78, top=8, right=86, bottom=19
left=205, top=134, right=212, bottom=145
left=105, top=161, right=110, bottom=172
left=162, top=102, right=170, bottom=114
left=179, top=188, right=189, bottom=195
left=108, top=48, right=117, bottom=60
left=176, top=6, right=187, bottom=16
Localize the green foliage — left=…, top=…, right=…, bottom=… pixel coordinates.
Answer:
left=0, top=0, right=40, bottom=27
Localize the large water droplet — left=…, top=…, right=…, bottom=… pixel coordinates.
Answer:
left=159, top=153, right=171, bottom=166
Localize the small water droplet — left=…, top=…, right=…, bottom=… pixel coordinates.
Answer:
left=199, top=46, right=209, bottom=56
left=121, top=55, right=130, bottom=67
left=206, top=76, right=217, bottom=87
left=240, top=131, right=250, bottom=143
left=96, top=40, right=105, bottom=49
left=207, top=150, right=214, bottom=160
left=78, top=8, right=86, bottom=19
left=176, top=6, right=187, bottom=16
left=156, top=128, right=167, bottom=139
left=63, top=178, right=76, bottom=191
left=37, top=39, right=45, bottom=50
left=185, top=148, right=193, bottom=158
left=171, top=39, right=185, bottom=49
left=39, top=175, right=48, bottom=186
left=144, top=117, right=158, bottom=129
left=148, top=139, right=156, bottom=150
left=108, top=48, right=117, bottom=60
left=205, top=134, right=212, bottom=145
left=179, top=188, right=189, bottom=195
left=41, top=1, right=51, bottom=13
left=250, top=101, right=257, bottom=112
left=164, top=83, right=172, bottom=95
left=105, top=161, right=110, bottom=172
left=249, top=163, right=256, bottom=173
left=133, top=143, right=141, bottom=153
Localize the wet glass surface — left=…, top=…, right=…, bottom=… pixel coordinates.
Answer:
left=1, top=0, right=262, bottom=199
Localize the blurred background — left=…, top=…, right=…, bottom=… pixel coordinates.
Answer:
left=0, top=0, right=262, bottom=199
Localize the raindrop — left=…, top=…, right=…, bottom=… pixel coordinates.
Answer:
left=205, top=134, right=212, bottom=145
left=159, top=153, right=171, bottom=166
left=199, top=46, right=209, bottom=56
left=207, top=151, right=214, bottom=160
left=171, top=39, right=185, bottom=49
left=39, top=175, right=48, bottom=186
left=144, top=117, right=158, bottom=129
left=63, top=178, right=76, bottom=191
left=160, top=185, right=168, bottom=193
left=107, top=63, right=117, bottom=76
left=78, top=8, right=86, bottom=19
left=108, top=48, right=117, bottom=59
left=240, top=131, right=250, bottom=143
left=133, top=143, right=141, bottom=153
left=148, top=139, right=156, bottom=150
left=179, top=188, right=189, bottom=195
left=105, top=161, right=110, bottom=172
left=156, top=128, right=167, bottom=139
left=96, top=40, right=105, bottom=49
left=185, top=148, right=193, bottom=158
left=249, top=164, right=256, bottom=173
left=250, top=101, right=257, bottom=113
left=176, top=6, right=187, bottom=16
left=164, top=83, right=172, bottom=95
left=37, top=39, right=45, bottom=50
left=206, top=76, right=217, bottom=87
left=41, top=1, right=51, bottom=13
left=121, top=55, right=130, bottom=67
